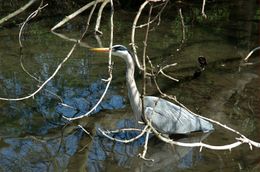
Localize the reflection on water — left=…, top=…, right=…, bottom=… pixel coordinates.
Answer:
left=87, top=119, right=211, bottom=172
left=0, top=129, right=83, bottom=172
left=0, top=0, right=259, bottom=171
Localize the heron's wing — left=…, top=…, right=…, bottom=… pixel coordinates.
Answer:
left=144, top=96, right=213, bottom=134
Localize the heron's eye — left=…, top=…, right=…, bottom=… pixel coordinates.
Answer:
left=113, top=45, right=128, bottom=52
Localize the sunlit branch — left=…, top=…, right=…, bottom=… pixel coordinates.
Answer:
left=20, top=49, right=79, bottom=107
left=108, top=0, right=114, bottom=69
left=131, top=0, right=149, bottom=71
left=141, top=3, right=153, bottom=122
left=63, top=74, right=112, bottom=121
left=138, top=128, right=154, bottom=161
left=178, top=8, right=186, bottom=43
left=95, top=0, right=110, bottom=34
left=19, top=1, right=48, bottom=48
left=243, top=46, right=260, bottom=62
left=201, top=0, right=207, bottom=18
left=0, top=43, right=77, bottom=101
left=152, top=73, right=260, bottom=150
left=136, top=0, right=169, bottom=29
left=0, top=0, right=38, bottom=25
left=62, top=0, right=114, bottom=121
left=158, top=63, right=179, bottom=82
left=98, top=125, right=149, bottom=143
left=51, top=0, right=104, bottom=31
left=78, top=125, right=93, bottom=139
left=102, top=128, right=144, bottom=133
left=51, top=31, right=91, bottom=48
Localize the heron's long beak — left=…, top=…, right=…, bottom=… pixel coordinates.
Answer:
left=90, top=47, right=110, bottom=52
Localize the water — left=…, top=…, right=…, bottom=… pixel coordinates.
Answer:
left=0, top=1, right=259, bottom=171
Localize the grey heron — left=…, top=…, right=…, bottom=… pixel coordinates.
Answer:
left=91, top=45, right=214, bottom=134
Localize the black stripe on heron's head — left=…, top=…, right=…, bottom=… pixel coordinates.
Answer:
left=112, top=45, right=128, bottom=52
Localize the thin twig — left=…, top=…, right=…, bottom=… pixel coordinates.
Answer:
left=131, top=0, right=149, bottom=71
left=178, top=8, right=186, bottom=43
left=0, top=43, right=77, bottom=101
left=63, top=75, right=112, bottom=121
left=78, top=125, right=93, bottom=139
left=136, top=0, right=169, bottom=29
left=158, top=63, right=179, bottom=82
left=19, top=1, right=48, bottom=48
left=101, top=128, right=144, bottom=134
left=138, top=128, right=154, bottom=161
left=51, top=31, right=90, bottom=48
left=98, top=125, right=149, bottom=143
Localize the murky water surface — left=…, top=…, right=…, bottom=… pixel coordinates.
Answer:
left=0, top=1, right=259, bottom=171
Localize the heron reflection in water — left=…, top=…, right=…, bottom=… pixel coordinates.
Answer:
left=91, top=45, right=214, bottom=135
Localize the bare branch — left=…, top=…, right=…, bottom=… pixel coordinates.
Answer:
left=20, top=54, right=64, bottom=103
left=243, top=46, right=260, bottom=62
left=95, top=0, right=110, bottom=34
left=78, top=125, right=93, bottom=139
left=178, top=8, right=186, bottom=43
left=0, top=0, right=38, bottom=25
left=63, top=77, right=112, bottom=121
left=51, top=0, right=104, bottom=31
left=158, top=63, right=179, bottom=82
left=136, top=0, right=169, bottom=29
left=138, top=128, right=154, bottom=161
left=98, top=125, right=149, bottom=143
left=0, top=43, right=77, bottom=101
left=19, top=2, right=48, bottom=48
left=201, top=0, right=207, bottom=18
left=131, top=0, right=149, bottom=71
left=62, top=0, right=114, bottom=121
left=51, top=31, right=91, bottom=48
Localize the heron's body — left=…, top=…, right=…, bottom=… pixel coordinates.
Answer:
left=91, top=45, right=214, bottom=134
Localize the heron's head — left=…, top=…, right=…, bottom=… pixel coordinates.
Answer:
left=90, top=45, right=131, bottom=60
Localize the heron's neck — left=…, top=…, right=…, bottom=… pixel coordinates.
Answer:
left=124, top=54, right=142, bottom=121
